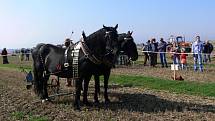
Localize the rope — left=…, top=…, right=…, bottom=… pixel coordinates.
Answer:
left=141, top=50, right=215, bottom=56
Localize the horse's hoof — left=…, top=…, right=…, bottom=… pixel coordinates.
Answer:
left=94, top=100, right=100, bottom=106
left=74, top=105, right=81, bottom=111
left=83, top=101, right=92, bottom=106
left=105, top=99, right=110, bottom=104
left=74, top=101, right=81, bottom=111
left=74, top=106, right=81, bottom=111
left=41, top=98, right=49, bottom=103
left=41, top=99, right=46, bottom=103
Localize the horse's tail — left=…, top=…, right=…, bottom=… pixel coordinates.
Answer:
left=32, top=43, right=46, bottom=96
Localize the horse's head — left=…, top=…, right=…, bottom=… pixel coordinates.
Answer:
left=82, top=25, right=120, bottom=66
left=102, top=24, right=119, bottom=56
left=118, top=31, right=138, bottom=61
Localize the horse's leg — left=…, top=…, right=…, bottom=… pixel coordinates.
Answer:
left=74, top=78, right=82, bottom=110
left=104, top=70, right=110, bottom=104
left=57, top=76, right=60, bottom=86
left=83, top=75, right=92, bottom=106
left=56, top=76, right=60, bottom=94
left=42, top=75, right=50, bottom=100
left=94, top=75, right=100, bottom=105
left=33, top=67, right=44, bottom=100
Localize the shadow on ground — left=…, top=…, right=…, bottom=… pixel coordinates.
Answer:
left=50, top=89, right=215, bottom=113
left=102, top=92, right=215, bottom=113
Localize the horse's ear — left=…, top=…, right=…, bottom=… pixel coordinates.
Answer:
left=82, top=31, right=85, bottom=36
left=128, top=31, right=133, bottom=35
left=114, top=24, right=118, bottom=30
left=103, top=25, right=107, bottom=28
left=82, top=31, right=86, bottom=40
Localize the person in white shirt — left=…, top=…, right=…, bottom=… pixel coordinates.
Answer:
left=192, top=36, right=204, bottom=72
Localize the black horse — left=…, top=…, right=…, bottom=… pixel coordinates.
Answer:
left=32, top=25, right=119, bottom=110
left=82, top=31, right=138, bottom=105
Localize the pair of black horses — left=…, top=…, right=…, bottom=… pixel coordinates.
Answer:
left=32, top=25, right=138, bottom=110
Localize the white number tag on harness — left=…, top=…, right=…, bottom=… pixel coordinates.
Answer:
left=71, top=42, right=81, bottom=78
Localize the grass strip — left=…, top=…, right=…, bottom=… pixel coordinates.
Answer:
left=109, top=74, right=215, bottom=97
left=0, top=63, right=32, bottom=71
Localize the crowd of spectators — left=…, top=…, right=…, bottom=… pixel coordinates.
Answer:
left=142, top=36, right=214, bottom=72
left=20, top=48, right=31, bottom=61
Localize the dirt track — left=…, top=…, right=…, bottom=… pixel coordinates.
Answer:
left=1, top=69, right=215, bottom=121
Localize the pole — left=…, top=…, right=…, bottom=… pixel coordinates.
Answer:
left=173, top=53, right=176, bottom=80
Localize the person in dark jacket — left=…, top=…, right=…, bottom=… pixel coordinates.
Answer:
left=20, top=48, right=25, bottom=61
left=153, top=39, right=158, bottom=66
left=203, top=40, right=214, bottom=63
left=158, top=38, right=168, bottom=67
left=64, top=38, right=73, bottom=87
left=148, top=38, right=157, bottom=67
left=143, top=40, right=150, bottom=66
left=25, top=49, right=30, bottom=61
left=1, top=48, right=9, bottom=64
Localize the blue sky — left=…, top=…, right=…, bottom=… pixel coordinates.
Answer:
left=0, top=0, right=215, bottom=48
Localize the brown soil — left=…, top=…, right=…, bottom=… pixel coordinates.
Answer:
left=1, top=69, right=215, bottom=121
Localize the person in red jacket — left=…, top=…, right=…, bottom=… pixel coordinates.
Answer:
left=180, top=48, right=188, bottom=70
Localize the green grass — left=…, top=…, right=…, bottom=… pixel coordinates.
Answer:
left=11, top=111, right=49, bottom=121
left=11, top=111, right=25, bottom=120
left=0, top=63, right=32, bottom=71
left=109, top=75, right=215, bottom=97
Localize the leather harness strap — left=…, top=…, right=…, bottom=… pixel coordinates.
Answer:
left=79, top=39, right=102, bottom=65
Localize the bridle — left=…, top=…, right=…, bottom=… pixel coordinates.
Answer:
left=104, top=31, right=117, bottom=55
left=121, top=36, right=133, bottom=48
left=80, top=30, right=118, bottom=66
left=119, top=36, right=134, bottom=61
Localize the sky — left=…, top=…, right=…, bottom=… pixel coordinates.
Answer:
left=0, top=0, right=215, bottom=49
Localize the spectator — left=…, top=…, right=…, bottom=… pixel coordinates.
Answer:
left=148, top=38, right=157, bottom=67
left=158, top=38, right=168, bottom=68
left=170, top=42, right=180, bottom=65
left=203, top=40, right=213, bottom=63
left=64, top=38, right=73, bottom=87
left=20, top=48, right=25, bottom=61
left=1, top=48, right=9, bottom=64
left=153, top=39, right=158, bottom=65
left=25, top=49, right=30, bottom=61
left=64, top=38, right=71, bottom=48
left=192, top=36, right=204, bottom=72
left=180, top=48, right=188, bottom=70
left=142, top=40, right=150, bottom=66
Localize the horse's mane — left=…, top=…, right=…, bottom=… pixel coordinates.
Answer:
left=85, top=28, right=105, bottom=42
